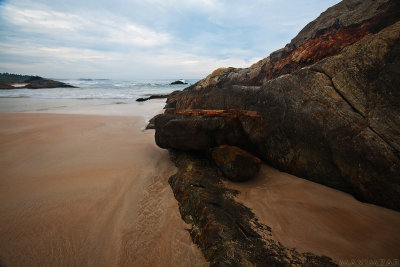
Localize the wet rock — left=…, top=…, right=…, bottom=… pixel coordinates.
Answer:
left=136, top=94, right=169, bottom=102
left=168, top=152, right=337, bottom=266
left=211, top=145, right=261, bottom=182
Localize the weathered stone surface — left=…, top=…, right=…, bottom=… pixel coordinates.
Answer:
left=211, top=145, right=261, bottom=182
left=153, top=109, right=267, bottom=152
left=169, top=152, right=337, bottom=266
left=156, top=9, right=400, bottom=210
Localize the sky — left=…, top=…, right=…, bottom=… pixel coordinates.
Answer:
left=0, top=0, right=340, bottom=80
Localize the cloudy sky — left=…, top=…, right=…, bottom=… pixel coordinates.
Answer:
left=0, top=0, right=340, bottom=79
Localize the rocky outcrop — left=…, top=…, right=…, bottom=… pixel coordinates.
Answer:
left=157, top=4, right=400, bottom=211
left=150, top=0, right=400, bottom=265
left=0, top=73, right=76, bottom=89
left=165, top=0, right=399, bottom=96
left=169, top=152, right=336, bottom=266
left=24, top=77, right=76, bottom=89
left=171, top=80, right=188, bottom=85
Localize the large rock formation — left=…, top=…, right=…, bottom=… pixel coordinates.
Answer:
left=156, top=0, right=400, bottom=211
left=151, top=0, right=400, bottom=265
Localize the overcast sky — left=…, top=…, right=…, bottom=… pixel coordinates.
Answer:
left=0, top=0, right=340, bottom=80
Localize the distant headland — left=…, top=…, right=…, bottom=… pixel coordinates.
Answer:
left=0, top=73, right=77, bottom=89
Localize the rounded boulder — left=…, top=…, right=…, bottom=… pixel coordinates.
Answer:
left=211, top=145, right=262, bottom=182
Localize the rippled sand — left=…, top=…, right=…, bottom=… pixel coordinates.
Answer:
left=0, top=113, right=207, bottom=267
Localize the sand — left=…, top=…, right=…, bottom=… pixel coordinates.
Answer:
left=1, top=111, right=399, bottom=266
left=0, top=113, right=207, bottom=267
left=225, top=165, right=400, bottom=263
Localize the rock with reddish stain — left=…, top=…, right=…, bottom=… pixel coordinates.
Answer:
left=158, top=7, right=400, bottom=211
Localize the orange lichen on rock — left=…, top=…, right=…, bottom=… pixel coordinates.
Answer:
left=261, top=23, right=373, bottom=82
left=165, top=108, right=260, bottom=118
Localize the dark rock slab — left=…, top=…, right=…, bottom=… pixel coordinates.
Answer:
left=136, top=94, right=169, bottom=102
left=211, top=145, right=262, bottom=182
left=153, top=109, right=267, bottom=153
left=169, top=152, right=337, bottom=266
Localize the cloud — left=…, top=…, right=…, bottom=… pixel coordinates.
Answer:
left=0, top=42, right=119, bottom=62
left=0, top=0, right=341, bottom=79
left=2, top=3, right=170, bottom=48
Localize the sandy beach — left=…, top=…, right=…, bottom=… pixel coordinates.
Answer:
left=0, top=112, right=207, bottom=266
left=0, top=105, right=399, bottom=266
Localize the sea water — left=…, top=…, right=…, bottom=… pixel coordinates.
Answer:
left=0, top=79, right=198, bottom=117
left=0, top=79, right=197, bottom=99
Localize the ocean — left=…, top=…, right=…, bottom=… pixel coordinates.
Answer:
left=0, top=79, right=197, bottom=99
left=0, top=79, right=198, bottom=118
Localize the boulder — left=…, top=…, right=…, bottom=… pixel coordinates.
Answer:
left=153, top=109, right=266, bottom=152
left=211, top=145, right=261, bottom=182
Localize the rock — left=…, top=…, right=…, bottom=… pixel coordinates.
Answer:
left=170, top=80, right=188, bottom=85
left=168, top=152, right=337, bottom=266
left=153, top=109, right=266, bottom=152
left=0, top=76, right=76, bottom=89
left=136, top=94, right=169, bottom=102
left=0, top=82, right=15, bottom=89
left=166, top=0, right=399, bottom=97
left=154, top=1, right=400, bottom=210
left=24, top=78, right=76, bottom=89
left=211, top=145, right=262, bottom=182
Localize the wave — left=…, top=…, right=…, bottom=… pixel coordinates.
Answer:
left=0, top=79, right=198, bottom=100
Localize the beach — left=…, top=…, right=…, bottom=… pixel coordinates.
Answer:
left=0, top=104, right=207, bottom=266
left=0, top=98, right=399, bottom=266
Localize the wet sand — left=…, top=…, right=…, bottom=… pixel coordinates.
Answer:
left=225, top=165, right=400, bottom=262
left=0, top=113, right=207, bottom=266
